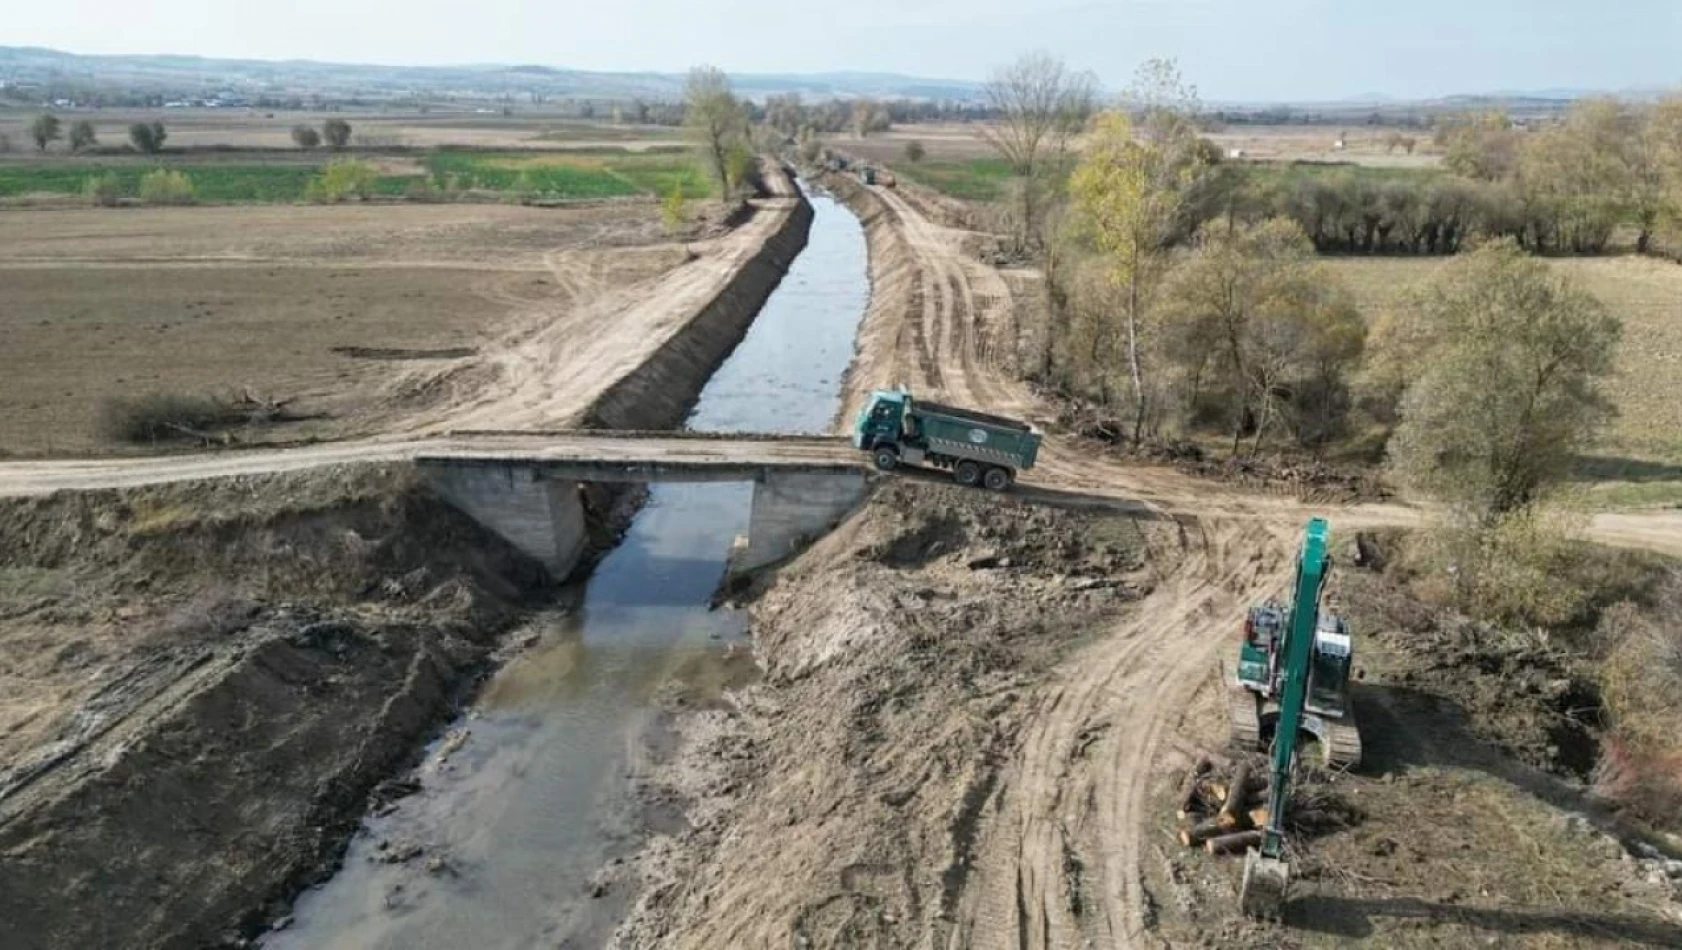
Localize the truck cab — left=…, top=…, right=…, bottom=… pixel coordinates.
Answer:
left=853, top=389, right=908, bottom=450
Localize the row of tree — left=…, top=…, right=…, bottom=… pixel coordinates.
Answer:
left=1432, top=100, right=1682, bottom=253
left=27, top=114, right=168, bottom=153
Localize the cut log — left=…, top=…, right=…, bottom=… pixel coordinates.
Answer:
left=1178, top=818, right=1225, bottom=848
left=1248, top=807, right=1270, bottom=829
left=1217, top=762, right=1253, bottom=830
left=1205, top=829, right=1263, bottom=855
left=1174, top=757, right=1213, bottom=820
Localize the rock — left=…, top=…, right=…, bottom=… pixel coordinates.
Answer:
left=966, top=553, right=1000, bottom=570
left=269, top=915, right=293, bottom=932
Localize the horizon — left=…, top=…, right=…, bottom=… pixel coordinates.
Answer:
left=6, top=0, right=1679, bottom=103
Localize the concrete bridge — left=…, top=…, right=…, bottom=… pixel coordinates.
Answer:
left=0, top=430, right=873, bottom=579
left=412, top=432, right=871, bottom=579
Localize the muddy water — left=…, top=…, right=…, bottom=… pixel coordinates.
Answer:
left=266, top=184, right=868, bottom=949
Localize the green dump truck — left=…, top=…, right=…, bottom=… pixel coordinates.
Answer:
left=852, top=387, right=1041, bottom=490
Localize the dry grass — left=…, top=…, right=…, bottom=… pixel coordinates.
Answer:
left=1326, top=255, right=1682, bottom=506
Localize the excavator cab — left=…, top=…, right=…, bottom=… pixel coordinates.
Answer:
left=1306, top=616, right=1353, bottom=718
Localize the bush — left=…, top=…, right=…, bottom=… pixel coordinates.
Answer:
left=661, top=179, right=687, bottom=230
left=68, top=120, right=97, bottom=152
left=322, top=118, right=352, bottom=150
left=82, top=173, right=123, bottom=207
left=305, top=158, right=377, bottom=202
left=903, top=140, right=926, bottom=163
left=1405, top=506, right=1591, bottom=631
left=100, top=393, right=249, bottom=443
left=291, top=124, right=320, bottom=149
left=138, top=169, right=195, bottom=205
left=403, top=177, right=443, bottom=202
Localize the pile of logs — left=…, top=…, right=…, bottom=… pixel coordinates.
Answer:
left=1175, top=756, right=1270, bottom=856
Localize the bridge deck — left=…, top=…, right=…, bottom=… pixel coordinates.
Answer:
left=0, top=431, right=865, bottom=497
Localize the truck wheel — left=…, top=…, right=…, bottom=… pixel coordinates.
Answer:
left=954, top=460, right=982, bottom=487
left=982, top=467, right=1012, bottom=492
left=872, top=447, right=899, bottom=471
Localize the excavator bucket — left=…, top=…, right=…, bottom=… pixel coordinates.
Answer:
left=1239, top=849, right=1290, bottom=919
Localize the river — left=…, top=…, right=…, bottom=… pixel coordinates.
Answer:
left=265, top=181, right=869, bottom=949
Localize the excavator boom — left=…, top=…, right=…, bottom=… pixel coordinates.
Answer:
left=1240, top=517, right=1332, bottom=918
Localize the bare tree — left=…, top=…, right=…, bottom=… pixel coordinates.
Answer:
left=979, top=51, right=1097, bottom=249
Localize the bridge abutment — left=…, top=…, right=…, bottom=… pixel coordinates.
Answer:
left=733, top=469, right=870, bottom=573
left=421, top=463, right=587, bottom=580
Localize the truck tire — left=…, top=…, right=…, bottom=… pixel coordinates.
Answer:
left=982, top=467, right=1012, bottom=492
left=954, top=460, right=982, bottom=487
left=873, top=446, right=899, bottom=471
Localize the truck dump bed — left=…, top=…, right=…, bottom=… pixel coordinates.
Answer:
left=911, top=400, right=1040, bottom=471
left=916, top=400, right=1033, bottom=432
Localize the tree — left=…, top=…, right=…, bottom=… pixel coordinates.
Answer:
left=291, top=124, right=321, bottom=149
left=1436, top=110, right=1520, bottom=180
left=850, top=99, right=889, bottom=138
left=683, top=65, right=747, bottom=198
left=1157, top=218, right=1355, bottom=454
left=903, top=140, right=926, bottom=163
left=1385, top=240, right=1620, bottom=521
left=128, top=121, right=167, bottom=154
left=322, top=118, right=352, bottom=150
left=1069, top=111, right=1209, bottom=439
left=979, top=51, right=1097, bottom=250
left=68, top=119, right=97, bottom=152
left=30, top=113, right=61, bottom=151
left=1518, top=99, right=1641, bottom=254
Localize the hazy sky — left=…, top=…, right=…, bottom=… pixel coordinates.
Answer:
left=10, top=0, right=1680, bottom=101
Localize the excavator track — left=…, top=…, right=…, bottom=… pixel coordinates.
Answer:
left=1316, top=715, right=1362, bottom=770
left=1228, top=685, right=1262, bottom=751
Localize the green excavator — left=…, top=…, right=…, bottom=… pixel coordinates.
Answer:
left=1231, top=517, right=1363, bottom=918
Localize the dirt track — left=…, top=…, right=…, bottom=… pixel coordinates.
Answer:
left=604, top=177, right=1682, bottom=948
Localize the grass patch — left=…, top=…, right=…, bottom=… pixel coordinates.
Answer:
left=426, top=150, right=712, bottom=199
left=894, top=157, right=1014, bottom=201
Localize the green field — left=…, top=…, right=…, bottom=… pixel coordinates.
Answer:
left=894, top=158, right=1014, bottom=201
left=426, top=149, right=711, bottom=199
left=0, top=147, right=712, bottom=203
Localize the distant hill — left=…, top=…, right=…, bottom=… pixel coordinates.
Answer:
left=0, top=46, right=985, bottom=103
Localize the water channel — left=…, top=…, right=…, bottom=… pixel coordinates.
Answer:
left=266, top=182, right=870, bottom=949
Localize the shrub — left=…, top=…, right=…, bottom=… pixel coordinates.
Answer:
left=68, top=120, right=97, bottom=152
left=138, top=169, right=195, bottom=205
left=403, top=177, right=443, bottom=202
left=291, top=124, right=321, bottom=149
left=100, top=393, right=248, bottom=443
left=322, top=118, right=352, bottom=150
left=661, top=179, right=687, bottom=230
left=1404, top=506, right=1591, bottom=631
left=903, top=140, right=926, bottom=163
left=305, top=158, right=377, bottom=202
left=82, top=173, right=123, bottom=207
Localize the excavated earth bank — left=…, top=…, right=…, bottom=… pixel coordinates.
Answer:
left=609, top=481, right=1174, bottom=947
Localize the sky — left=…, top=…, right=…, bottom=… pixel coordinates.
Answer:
left=8, top=0, right=1680, bottom=101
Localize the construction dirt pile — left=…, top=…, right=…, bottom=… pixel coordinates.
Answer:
left=0, top=467, right=574, bottom=949
left=608, top=480, right=1172, bottom=948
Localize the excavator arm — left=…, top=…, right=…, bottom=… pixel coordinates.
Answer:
left=1240, top=517, right=1331, bottom=918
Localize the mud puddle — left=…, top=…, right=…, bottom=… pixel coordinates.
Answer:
left=266, top=182, right=867, bottom=948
